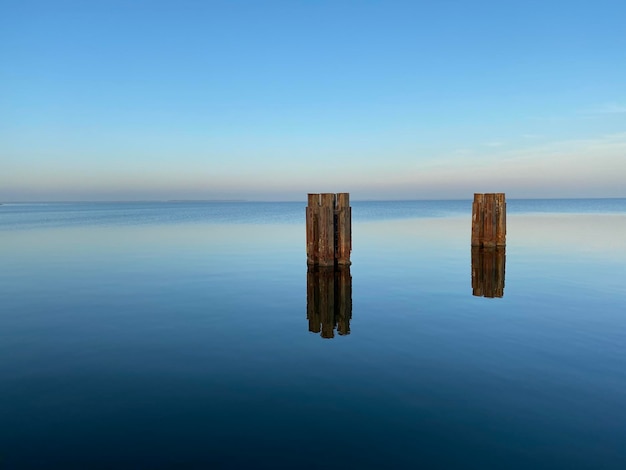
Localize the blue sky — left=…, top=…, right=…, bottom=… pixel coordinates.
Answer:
left=2, top=0, right=625, bottom=201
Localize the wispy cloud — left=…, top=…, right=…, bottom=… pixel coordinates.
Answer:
left=483, top=141, right=504, bottom=147
left=382, top=132, right=626, bottom=198
left=530, top=103, right=626, bottom=122
left=586, top=103, right=626, bottom=115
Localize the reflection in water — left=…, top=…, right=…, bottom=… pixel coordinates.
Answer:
left=307, top=266, right=352, bottom=338
left=471, top=246, right=506, bottom=298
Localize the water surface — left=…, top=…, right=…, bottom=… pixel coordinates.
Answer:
left=1, top=199, right=625, bottom=468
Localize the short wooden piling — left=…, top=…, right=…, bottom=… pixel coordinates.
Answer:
left=306, top=193, right=352, bottom=267
left=471, top=193, right=506, bottom=247
left=471, top=246, right=506, bottom=298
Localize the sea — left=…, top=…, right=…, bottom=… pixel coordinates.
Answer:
left=1, top=199, right=625, bottom=469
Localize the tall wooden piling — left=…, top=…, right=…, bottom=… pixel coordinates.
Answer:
left=471, top=246, right=506, bottom=298
left=306, top=193, right=352, bottom=267
left=471, top=193, right=506, bottom=247
left=307, top=265, right=352, bottom=338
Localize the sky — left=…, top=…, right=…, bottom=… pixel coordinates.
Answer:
left=2, top=0, right=625, bottom=201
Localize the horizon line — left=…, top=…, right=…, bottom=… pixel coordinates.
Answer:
left=2, top=196, right=626, bottom=204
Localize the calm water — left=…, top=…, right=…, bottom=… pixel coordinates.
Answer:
left=1, top=199, right=626, bottom=469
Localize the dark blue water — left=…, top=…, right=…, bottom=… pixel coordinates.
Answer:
left=1, top=199, right=625, bottom=468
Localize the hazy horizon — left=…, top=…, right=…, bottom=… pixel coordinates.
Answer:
left=3, top=196, right=626, bottom=204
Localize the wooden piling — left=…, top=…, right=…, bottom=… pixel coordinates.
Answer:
left=471, top=193, right=484, bottom=247
left=495, top=193, right=506, bottom=247
left=306, top=265, right=352, bottom=338
left=336, top=193, right=351, bottom=266
left=483, top=193, right=496, bottom=248
left=471, top=193, right=506, bottom=247
left=306, top=194, right=319, bottom=265
left=319, top=193, right=336, bottom=267
left=471, top=246, right=505, bottom=298
left=306, top=192, right=351, bottom=267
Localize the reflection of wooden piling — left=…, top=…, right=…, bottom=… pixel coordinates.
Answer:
left=471, top=246, right=505, bottom=298
left=335, top=266, right=352, bottom=335
left=306, top=265, right=352, bottom=338
left=471, top=193, right=506, bottom=247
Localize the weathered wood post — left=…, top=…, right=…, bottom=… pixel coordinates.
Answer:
left=335, top=193, right=352, bottom=266
left=306, top=194, right=319, bottom=265
left=495, top=193, right=506, bottom=247
left=471, top=193, right=484, bottom=247
left=471, top=246, right=506, bottom=298
left=471, top=193, right=506, bottom=247
left=306, top=265, right=352, bottom=338
left=306, top=192, right=351, bottom=267
left=483, top=193, right=496, bottom=248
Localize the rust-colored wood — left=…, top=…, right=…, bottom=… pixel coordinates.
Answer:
left=483, top=193, right=496, bottom=248
left=306, top=193, right=319, bottom=265
left=318, top=193, right=336, bottom=267
left=306, top=192, right=351, bottom=267
left=472, top=193, right=506, bottom=247
left=495, top=193, right=506, bottom=246
left=335, top=192, right=351, bottom=265
left=471, top=193, right=484, bottom=246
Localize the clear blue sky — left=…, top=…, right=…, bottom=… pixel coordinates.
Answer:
left=2, top=0, right=625, bottom=201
